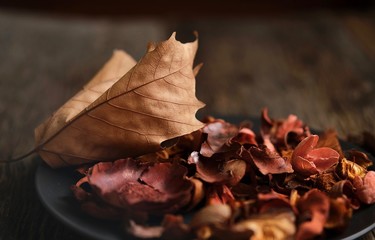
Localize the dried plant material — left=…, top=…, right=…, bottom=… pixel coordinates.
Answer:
left=57, top=50, right=374, bottom=239
left=190, top=204, right=232, bottom=229
left=200, top=119, right=238, bottom=157
left=346, top=150, right=373, bottom=168
left=316, top=129, right=344, bottom=158
left=231, top=210, right=296, bottom=240
left=75, top=158, right=194, bottom=215
left=35, top=33, right=205, bottom=168
left=249, top=145, right=293, bottom=175
left=291, top=135, right=340, bottom=177
left=336, top=158, right=367, bottom=181
left=353, top=171, right=375, bottom=204
left=296, top=189, right=330, bottom=240
left=261, top=108, right=310, bottom=150
left=325, top=197, right=352, bottom=230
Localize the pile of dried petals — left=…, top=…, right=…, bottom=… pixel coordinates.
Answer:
left=72, top=108, right=375, bottom=240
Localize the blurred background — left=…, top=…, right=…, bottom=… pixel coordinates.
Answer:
left=1, top=1, right=375, bottom=239
left=1, top=0, right=375, bottom=155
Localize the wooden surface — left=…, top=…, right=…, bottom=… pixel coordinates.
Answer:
left=0, top=9, right=375, bottom=240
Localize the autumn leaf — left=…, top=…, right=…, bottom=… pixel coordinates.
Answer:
left=35, top=33, right=205, bottom=168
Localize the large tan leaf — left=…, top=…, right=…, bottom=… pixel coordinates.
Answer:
left=35, top=50, right=137, bottom=145
left=35, top=33, right=205, bottom=168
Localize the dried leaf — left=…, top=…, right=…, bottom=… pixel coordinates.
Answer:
left=35, top=33, right=205, bottom=167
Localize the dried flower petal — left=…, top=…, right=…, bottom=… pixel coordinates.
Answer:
left=296, top=189, right=330, bottom=240
left=353, top=171, right=375, bottom=204
left=261, top=108, right=310, bottom=149
left=249, top=145, right=293, bottom=175
left=325, top=197, right=352, bottom=230
left=336, top=158, right=367, bottom=181
left=346, top=150, right=373, bottom=168
left=232, top=209, right=296, bottom=240
left=292, top=135, right=340, bottom=177
left=200, top=119, right=238, bottom=157
left=77, top=158, right=194, bottom=215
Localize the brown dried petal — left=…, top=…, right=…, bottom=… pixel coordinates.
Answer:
left=325, top=197, right=352, bottom=230
left=346, top=150, right=373, bottom=168
left=192, top=150, right=246, bottom=186
left=316, top=129, right=344, bottom=158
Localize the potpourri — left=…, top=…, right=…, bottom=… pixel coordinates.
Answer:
left=72, top=109, right=375, bottom=240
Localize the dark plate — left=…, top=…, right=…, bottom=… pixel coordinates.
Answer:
left=35, top=116, right=375, bottom=240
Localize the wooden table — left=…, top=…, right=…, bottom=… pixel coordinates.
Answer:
left=0, top=9, right=374, bottom=240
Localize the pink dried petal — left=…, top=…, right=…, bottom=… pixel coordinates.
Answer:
left=306, top=147, right=340, bottom=172
left=353, top=171, right=375, bottom=204
left=292, top=135, right=339, bottom=177
left=292, top=135, right=319, bottom=159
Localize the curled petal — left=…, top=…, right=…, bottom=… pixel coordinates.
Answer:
left=293, top=156, right=319, bottom=177
left=292, top=135, right=339, bottom=177
left=292, top=135, right=319, bottom=159
left=353, top=171, right=375, bottom=204
left=193, top=150, right=246, bottom=186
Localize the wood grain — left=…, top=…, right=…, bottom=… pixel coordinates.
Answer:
left=0, top=9, right=374, bottom=240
